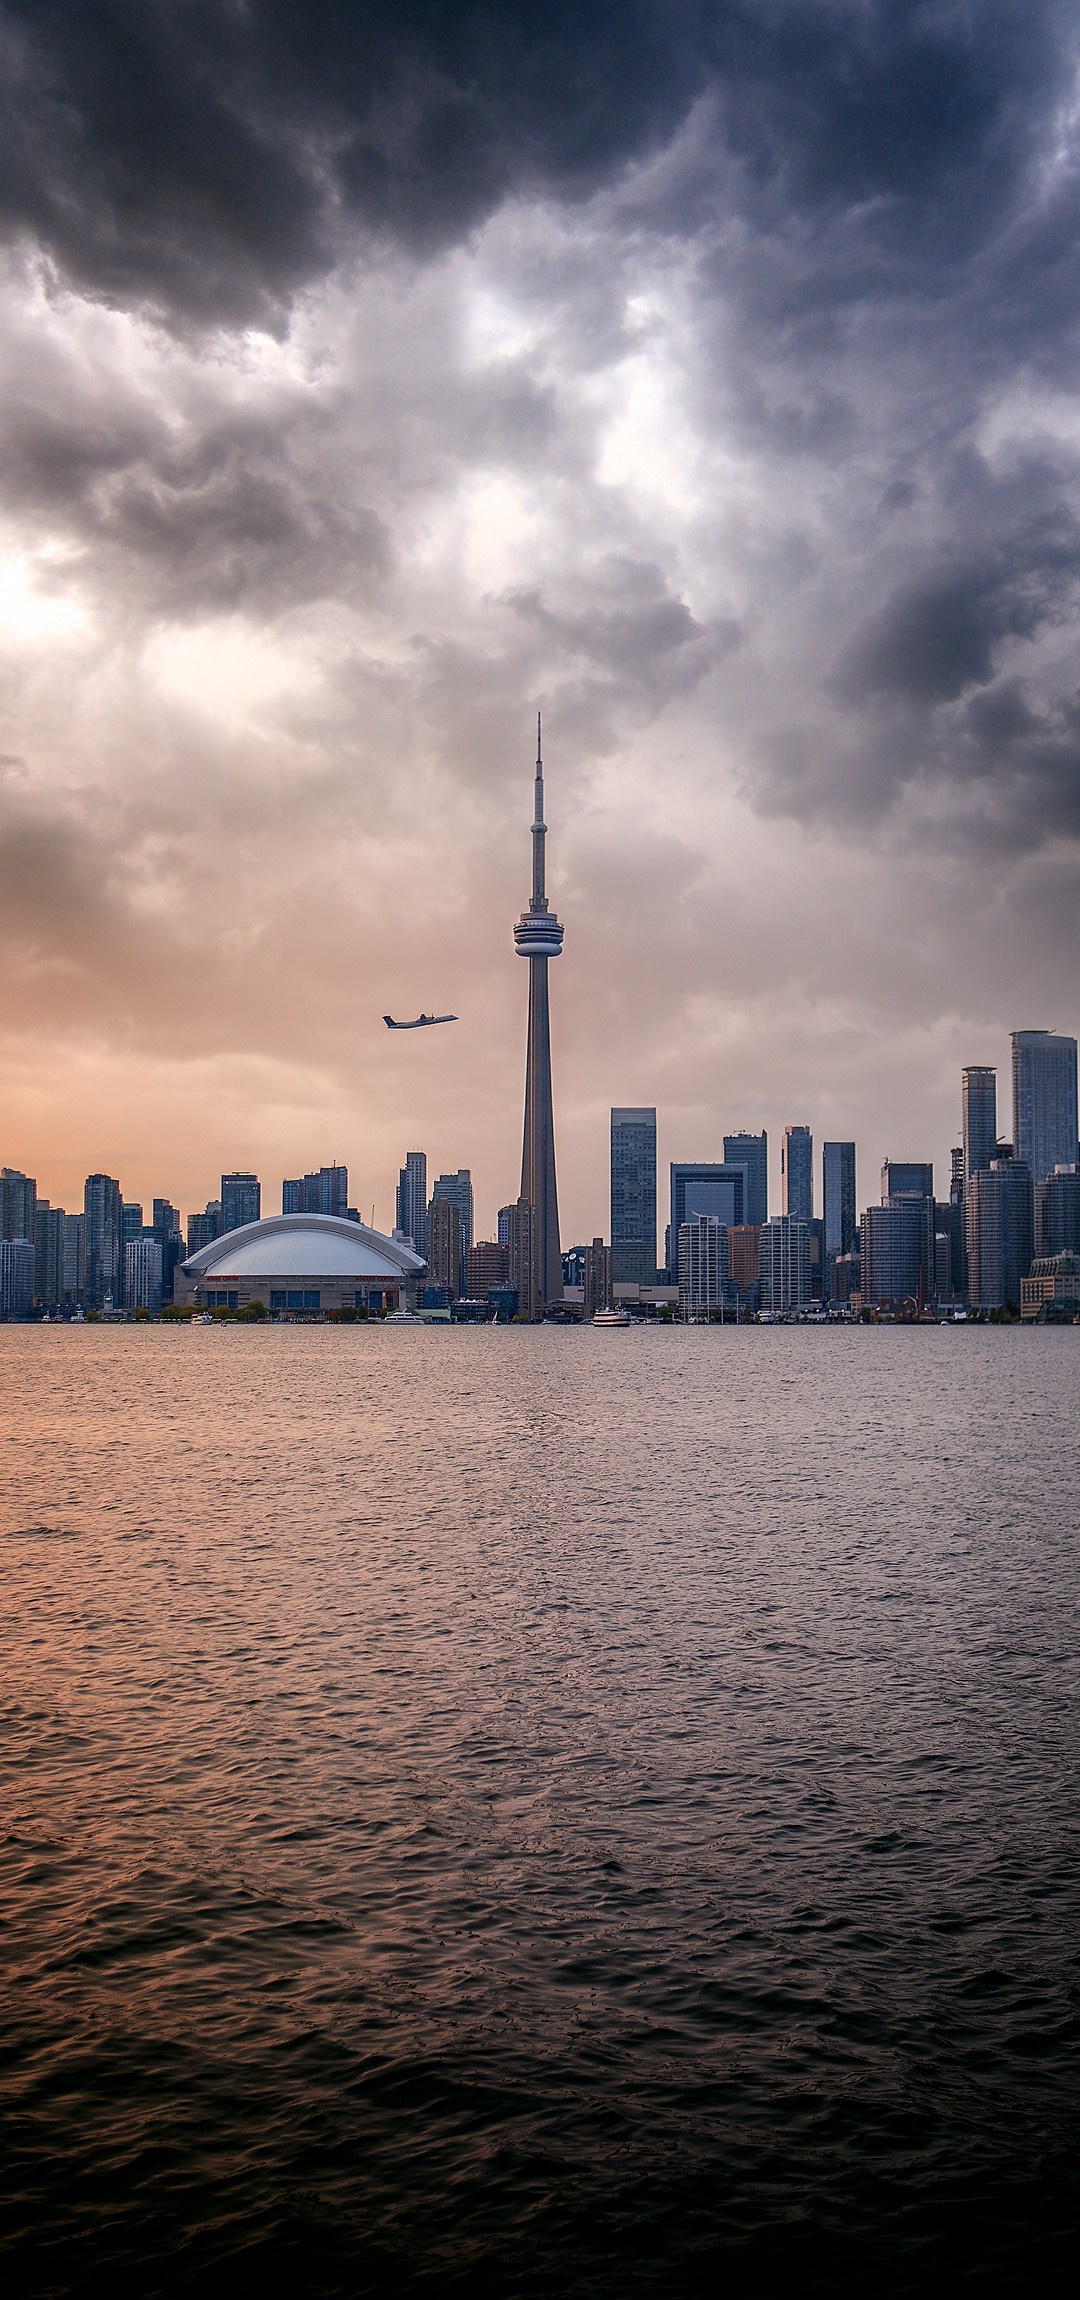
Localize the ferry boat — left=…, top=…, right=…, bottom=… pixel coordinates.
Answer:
left=592, top=1304, right=631, bottom=1328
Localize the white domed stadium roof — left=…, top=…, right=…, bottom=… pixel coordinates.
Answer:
left=182, top=1214, right=424, bottom=1282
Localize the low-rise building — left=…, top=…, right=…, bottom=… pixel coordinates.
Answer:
left=1020, top=1250, right=1080, bottom=1321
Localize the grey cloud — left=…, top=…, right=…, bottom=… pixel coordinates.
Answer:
left=830, top=517, right=1080, bottom=707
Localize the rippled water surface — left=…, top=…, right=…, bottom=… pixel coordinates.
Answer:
left=1, top=1323, right=1078, bottom=2295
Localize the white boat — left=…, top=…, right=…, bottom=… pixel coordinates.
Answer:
left=592, top=1305, right=631, bottom=1327
left=385, top=1309, right=424, bottom=1324
left=190, top=1311, right=214, bottom=1325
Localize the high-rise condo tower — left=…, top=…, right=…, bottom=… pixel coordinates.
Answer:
left=515, top=717, right=564, bottom=1311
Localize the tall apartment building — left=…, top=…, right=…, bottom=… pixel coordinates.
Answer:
left=583, top=1238, right=612, bottom=1318
left=395, top=1151, right=428, bottom=1258
left=187, top=1201, right=222, bottom=1257
left=84, top=1173, right=122, bottom=1310
left=0, top=1238, right=35, bottom=1319
left=501, top=1197, right=540, bottom=1320
left=1011, top=1031, right=1079, bottom=1185
left=723, top=1132, right=768, bottom=1226
left=430, top=1170, right=473, bottom=1260
left=34, top=1202, right=65, bottom=1309
left=611, top=1108, right=657, bottom=1287
left=221, top=1173, right=261, bottom=1233
left=427, top=1195, right=463, bottom=1299
left=62, top=1213, right=85, bottom=1307
left=283, top=1166, right=349, bottom=1218
left=759, top=1215, right=811, bottom=1311
left=962, top=1067, right=997, bottom=1183
left=860, top=1200, right=928, bottom=1308
left=678, top=1217, right=729, bottom=1321
left=1, top=1167, right=36, bottom=1245
left=1035, top=1166, right=1080, bottom=1258
left=727, top=1225, right=763, bottom=1305
left=782, top=1127, right=813, bottom=1220
left=966, top=1159, right=1034, bottom=1309
left=125, top=1236, right=163, bottom=1316
left=467, top=1240, right=509, bottom=1300
left=823, top=1142, right=856, bottom=1269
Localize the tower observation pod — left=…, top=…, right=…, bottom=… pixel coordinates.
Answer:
left=515, top=715, right=564, bottom=1311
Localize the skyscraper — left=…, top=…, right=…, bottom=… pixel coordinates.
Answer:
left=286, top=1166, right=349, bottom=1218
left=967, top=1159, right=1034, bottom=1309
left=427, top=1195, right=463, bottom=1300
left=516, top=718, right=564, bottom=1310
left=782, top=1126, right=813, bottom=1220
left=1035, top=1166, right=1080, bottom=1258
left=503, top=1197, right=540, bottom=1321
left=84, top=1173, right=121, bottom=1309
left=822, top=1142, right=856, bottom=1261
left=1, top=1167, right=36, bottom=1244
left=187, top=1201, right=222, bottom=1256
left=759, top=1216, right=811, bottom=1311
left=396, top=1152, right=428, bottom=1257
left=611, top=1108, right=657, bottom=1287
left=723, top=1132, right=768, bottom=1226
left=1011, top=1031, right=1079, bottom=1185
left=431, top=1170, right=473, bottom=1259
left=221, top=1173, right=260, bottom=1232
left=669, top=1164, right=745, bottom=1270
left=962, top=1067, right=997, bottom=1183
left=34, top=1201, right=65, bottom=1310
left=678, top=1217, right=729, bottom=1321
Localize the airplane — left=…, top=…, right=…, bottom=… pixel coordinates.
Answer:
left=383, top=1012, right=458, bottom=1030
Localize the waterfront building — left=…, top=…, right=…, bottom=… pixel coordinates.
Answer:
left=1035, top=1165, right=1080, bottom=1258
left=467, top=1240, right=509, bottom=1299
left=502, top=1197, right=540, bottom=1320
left=727, top=1224, right=762, bottom=1307
left=175, top=1214, right=423, bottom=1315
left=33, top=1201, right=65, bottom=1310
left=584, top=1238, right=612, bottom=1318
left=427, top=1195, right=463, bottom=1300
left=831, top=1249, right=861, bottom=1306
left=431, top=1170, right=473, bottom=1262
left=860, top=1200, right=928, bottom=1309
left=84, top=1173, right=122, bottom=1310
left=822, top=1142, right=856, bottom=1274
left=1020, top=1251, right=1080, bottom=1321
left=759, top=1216, right=811, bottom=1312
left=678, top=1216, right=728, bottom=1321
left=1, top=1167, right=36, bottom=1244
left=395, top=1151, right=428, bottom=1258
left=121, top=1202, right=144, bottom=1308
left=1011, top=1031, right=1079, bottom=1185
left=187, top=1201, right=222, bottom=1257
left=962, top=1067, right=997, bottom=1183
left=669, top=1164, right=744, bottom=1276
left=125, top=1236, right=163, bottom=1316
left=221, top=1172, right=261, bottom=1233
left=611, top=1108, right=657, bottom=1288
left=966, top=1159, right=1034, bottom=1309
left=62, top=1213, right=85, bottom=1308
left=782, top=1127, right=813, bottom=1221
left=0, top=1237, right=35, bottom=1320
left=724, top=1132, right=768, bottom=1227
left=516, top=719, right=565, bottom=1311
left=151, top=1198, right=183, bottom=1301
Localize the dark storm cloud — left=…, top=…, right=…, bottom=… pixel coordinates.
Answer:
left=0, top=3, right=1068, bottom=324
left=832, top=512, right=1080, bottom=707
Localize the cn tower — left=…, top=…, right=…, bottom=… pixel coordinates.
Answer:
left=515, top=715, right=564, bottom=1310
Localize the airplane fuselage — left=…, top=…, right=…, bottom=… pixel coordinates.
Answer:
left=384, top=1013, right=457, bottom=1029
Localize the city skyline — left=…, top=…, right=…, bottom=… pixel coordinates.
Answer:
left=3, top=11, right=1080, bottom=1240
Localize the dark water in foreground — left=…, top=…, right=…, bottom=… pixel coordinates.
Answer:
left=1, top=1324, right=1078, bottom=2296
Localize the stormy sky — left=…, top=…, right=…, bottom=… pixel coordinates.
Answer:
left=2, top=0, right=1080, bottom=1237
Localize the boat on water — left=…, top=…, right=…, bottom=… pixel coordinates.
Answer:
left=190, top=1311, right=214, bottom=1325
left=385, top=1309, right=425, bottom=1324
left=592, top=1305, right=632, bottom=1328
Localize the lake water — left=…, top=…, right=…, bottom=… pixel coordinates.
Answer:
left=1, top=1324, right=1078, bottom=2295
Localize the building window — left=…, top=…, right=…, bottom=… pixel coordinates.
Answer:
left=206, top=1289, right=238, bottom=1308
left=270, top=1291, right=286, bottom=1310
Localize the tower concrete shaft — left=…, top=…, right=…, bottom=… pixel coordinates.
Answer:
left=515, top=717, right=564, bottom=1311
